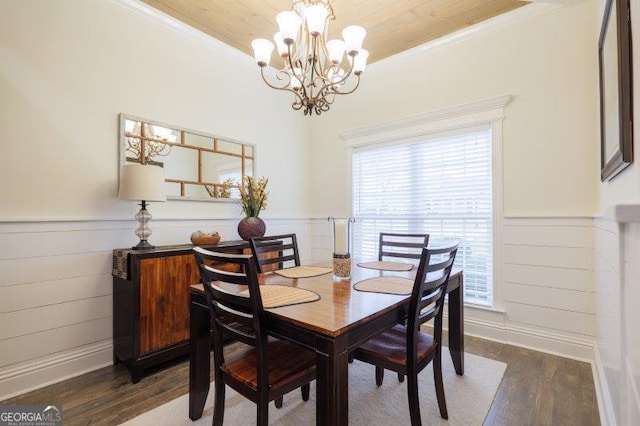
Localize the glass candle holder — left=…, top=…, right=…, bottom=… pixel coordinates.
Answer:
left=328, top=216, right=355, bottom=280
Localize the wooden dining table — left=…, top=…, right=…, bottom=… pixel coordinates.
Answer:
left=188, top=261, right=464, bottom=425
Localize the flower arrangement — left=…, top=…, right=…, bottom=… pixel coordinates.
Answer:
left=238, top=176, right=269, bottom=217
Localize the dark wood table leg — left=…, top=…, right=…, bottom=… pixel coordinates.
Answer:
left=448, top=274, right=464, bottom=375
left=316, top=336, right=349, bottom=426
left=189, top=294, right=211, bottom=420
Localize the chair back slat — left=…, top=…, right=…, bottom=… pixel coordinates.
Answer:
left=250, top=234, right=301, bottom=273
left=258, top=254, right=298, bottom=266
left=379, top=233, right=429, bottom=262
left=407, top=243, right=458, bottom=349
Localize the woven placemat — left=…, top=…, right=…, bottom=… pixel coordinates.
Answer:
left=357, top=261, right=414, bottom=271
left=353, top=276, right=415, bottom=295
left=239, top=285, right=321, bottom=308
left=274, top=266, right=333, bottom=279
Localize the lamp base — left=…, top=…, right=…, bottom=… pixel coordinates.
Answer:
left=132, top=240, right=155, bottom=250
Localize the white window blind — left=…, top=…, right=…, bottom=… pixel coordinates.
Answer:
left=352, top=128, right=493, bottom=305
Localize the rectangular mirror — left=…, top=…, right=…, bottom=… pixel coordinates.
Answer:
left=119, top=114, right=255, bottom=201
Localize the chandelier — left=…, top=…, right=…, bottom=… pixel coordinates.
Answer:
left=251, top=0, right=368, bottom=116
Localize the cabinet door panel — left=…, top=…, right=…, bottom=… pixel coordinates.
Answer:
left=139, top=255, right=198, bottom=354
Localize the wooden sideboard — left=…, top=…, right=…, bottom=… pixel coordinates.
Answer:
left=112, top=241, right=253, bottom=383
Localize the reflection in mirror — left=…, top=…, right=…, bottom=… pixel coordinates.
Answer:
left=119, top=114, right=255, bottom=201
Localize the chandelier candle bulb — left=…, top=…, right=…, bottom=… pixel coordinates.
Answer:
left=342, top=25, right=366, bottom=54
left=326, top=39, right=345, bottom=63
left=277, top=11, right=302, bottom=43
left=304, top=4, right=329, bottom=35
left=353, top=49, right=369, bottom=74
left=290, top=68, right=303, bottom=89
left=273, top=32, right=288, bottom=57
left=251, top=39, right=274, bottom=66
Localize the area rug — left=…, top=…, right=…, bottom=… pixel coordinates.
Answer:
left=122, top=352, right=506, bottom=425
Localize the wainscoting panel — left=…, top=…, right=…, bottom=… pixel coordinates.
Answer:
left=594, top=217, right=622, bottom=426
left=503, top=263, right=593, bottom=291
left=504, top=301, right=595, bottom=336
left=0, top=216, right=601, bottom=400
left=1, top=318, right=113, bottom=367
left=624, top=223, right=640, bottom=425
left=0, top=274, right=113, bottom=313
left=502, top=245, right=593, bottom=270
left=0, top=217, right=314, bottom=401
left=502, top=282, right=595, bottom=314
left=500, top=218, right=596, bottom=353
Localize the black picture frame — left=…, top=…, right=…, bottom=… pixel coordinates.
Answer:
left=598, top=0, right=633, bottom=182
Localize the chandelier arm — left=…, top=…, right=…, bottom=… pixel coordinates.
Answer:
left=329, top=74, right=362, bottom=96
left=308, top=35, right=320, bottom=100
left=312, top=35, right=326, bottom=83
left=286, top=45, right=310, bottom=103
left=259, top=66, right=306, bottom=105
left=313, top=59, right=361, bottom=99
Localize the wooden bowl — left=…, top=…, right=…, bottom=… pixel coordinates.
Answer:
left=190, top=234, right=221, bottom=246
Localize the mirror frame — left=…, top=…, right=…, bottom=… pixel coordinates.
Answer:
left=119, top=113, right=256, bottom=202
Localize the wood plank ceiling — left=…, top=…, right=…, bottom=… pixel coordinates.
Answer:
left=142, top=0, right=528, bottom=64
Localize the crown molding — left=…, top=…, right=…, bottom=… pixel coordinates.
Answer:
left=108, top=0, right=255, bottom=67
left=369, top=3, right=561, bottom=74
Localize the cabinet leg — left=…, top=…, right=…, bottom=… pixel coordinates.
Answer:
left=131, top=366, right=144, bottom=384
left=113, top=350, right=120, bottom=366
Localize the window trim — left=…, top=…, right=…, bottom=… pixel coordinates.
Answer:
left=341, top=95, right=511, bottom=309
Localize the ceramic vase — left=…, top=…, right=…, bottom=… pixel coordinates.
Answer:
left=237, top=216, right=266, bottom=241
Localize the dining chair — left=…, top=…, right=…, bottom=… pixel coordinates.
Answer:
left=378, top=232, right=430, bottom=263
left=192, top=246, right=316, bottom=426
left=249, top=233, right=301, bottom=273
left=353, top=243, right=458, bottom=425
left=377, top=232, right=431, bottom=382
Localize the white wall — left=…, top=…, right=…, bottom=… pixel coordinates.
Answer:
left=307, top=2, right=597, bottom=218
left=594, top=0, right=640, bottom=423
left=0, top=0, right=312, bottom=400
left=0, top=0, right=627, bottom=410
left=0, top=0, right=310, bottom=221
left=306, top=2, right=599, bottom=356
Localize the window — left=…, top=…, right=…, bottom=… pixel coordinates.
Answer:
left=352, top=127, right=493, bottom=305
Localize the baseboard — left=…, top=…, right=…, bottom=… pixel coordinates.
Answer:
left=443, top=314, right=596, bottom=362
left=593, top=346, right=617, bottom=426
left=0, top=341, right=112, bottom=401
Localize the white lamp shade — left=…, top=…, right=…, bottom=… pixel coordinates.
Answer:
left=326, top=39, right=345, bottom=64
left=119, top=164, right=166, bottom=202
left=353, top=49, right=369, bottom=74
left=273, top=32, right=289, bottom=57
left=276, top=11, right=302, bottom=43
left=304, top=4, right=328, bottom=35
left=251, top=38, right=274, bottom=66
left=342, top=25, right=366, bottom=54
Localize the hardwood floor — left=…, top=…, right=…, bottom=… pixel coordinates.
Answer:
left=1, top=335, right=599, bottom=425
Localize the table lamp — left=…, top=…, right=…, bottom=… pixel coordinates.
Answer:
left=119, top=164, right=166, bottom=250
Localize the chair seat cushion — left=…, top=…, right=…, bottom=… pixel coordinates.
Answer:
left=224, top=338, right=316, bottom=391
left=355, top=324, right=437, bottom=366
